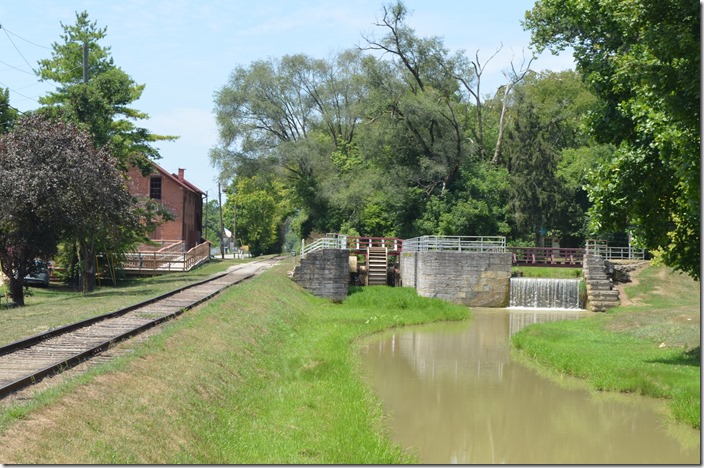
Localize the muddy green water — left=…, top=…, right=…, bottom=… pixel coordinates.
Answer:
left=359, top=308, right=700, bottom=464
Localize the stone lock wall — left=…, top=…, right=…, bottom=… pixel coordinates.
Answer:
left=400, top=251, right=512, bottom=307
left=292, top=249, right=349, bottom=302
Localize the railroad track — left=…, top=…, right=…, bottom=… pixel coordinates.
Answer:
left=0, top=257, right=281, bottom=399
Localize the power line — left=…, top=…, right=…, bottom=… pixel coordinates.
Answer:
left=1, top=26, right=37, bottom=74
left=0, top=24, right=51, bottom=50
left=0, top=58, right=34, bottom=75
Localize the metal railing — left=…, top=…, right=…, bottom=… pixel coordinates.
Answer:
left=585, top=240, right=646, bottom=260
left=402, top=235, right=506, bottom=253
left=301, top=234, right=348, bottom=258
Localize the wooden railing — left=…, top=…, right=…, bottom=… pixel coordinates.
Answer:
left=347, top=236, right=403, bottom=254
left=508, top=247, right=585, bottom=267
left=122, top=241, right=211, bottom=272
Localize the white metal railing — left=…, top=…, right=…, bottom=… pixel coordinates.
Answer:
left=301, top=234, right=348, bottom=258
left=402, top=235, right=506, bottom=253
left=585, top=240, right=645, bottom=260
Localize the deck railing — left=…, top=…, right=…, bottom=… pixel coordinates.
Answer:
left=402, top=235, right=506, bottom=253
left=508, top=247, right=585, bottom=267
left=123, top=241, right=211, bottom=272
left=347, top=236, right=403, bottom=253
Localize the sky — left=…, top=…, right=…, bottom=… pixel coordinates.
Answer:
left=0, top=0, right=575, bottom=198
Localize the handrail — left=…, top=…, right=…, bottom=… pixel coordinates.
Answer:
left=402, top=235, right=506, bottom=253
left=585, top=239, right=645, bottom=260
left=347, top=236, right=403, bottom=253
left=301, top=235, right=348, bottom=258
left=122, top=241, right=211, bottom=272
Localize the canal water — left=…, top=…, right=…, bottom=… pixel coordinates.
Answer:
left=358, top=308, right=700, bottom=464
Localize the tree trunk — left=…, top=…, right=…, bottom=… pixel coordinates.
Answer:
left=78, top=239, right=97, bottom=294
left=1, top=252, right=26, bottom=306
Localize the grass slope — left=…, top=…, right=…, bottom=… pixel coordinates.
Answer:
left=511, top=264, right=700, bottom=428
left=0, top=262, right=469, bottom=464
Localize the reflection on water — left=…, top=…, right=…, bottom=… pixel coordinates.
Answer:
left=359, top=308, right=700, bottom=464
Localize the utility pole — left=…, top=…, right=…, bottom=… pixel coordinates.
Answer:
left=218, top=183, right=225, bottom=259
left=203, top=191, right=208, bottom=241
left=82, top=41, right=89, bottom=84
left=233, top=200, right=237, bottom=258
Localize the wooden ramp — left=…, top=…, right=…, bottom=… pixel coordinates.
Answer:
left=366, top=247, right=388, bottom=286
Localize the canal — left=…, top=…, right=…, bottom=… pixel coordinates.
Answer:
left=358, top=308, right=700, bottom=464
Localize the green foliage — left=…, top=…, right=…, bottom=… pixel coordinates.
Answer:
left=210, top=1, right=617, bottom=247
left=201, top=199, right=223, bottom=247
left=223, top=175, right=292, bottom=255
left=36, top=11, right=176, bottom=172
left=0, top=88, right=18, bottom=133
left=504, top=70, right=600, bottom=246
left=525, top=0, right=700, bottom=278
left=512, top=265, right=701, bottom=428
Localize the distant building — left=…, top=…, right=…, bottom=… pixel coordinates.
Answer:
left=127, top=163, right=205, bottom=250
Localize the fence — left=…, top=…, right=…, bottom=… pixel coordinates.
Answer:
left=402, top=235, right=506, bottom=253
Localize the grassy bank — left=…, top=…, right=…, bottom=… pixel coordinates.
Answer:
left=0, top=258, right=246, bottom=346
left=0, top=262, right=469, bottom=464
left=511, top=264, right=700, bottom=428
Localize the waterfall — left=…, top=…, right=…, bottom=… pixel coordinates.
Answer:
left=509, top=278, right=583, bottom=309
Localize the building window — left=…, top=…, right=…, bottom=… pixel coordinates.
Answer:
left=150, top=176, right=162, bottom=200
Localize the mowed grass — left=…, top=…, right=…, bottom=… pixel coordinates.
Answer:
left=0, top=262, right=469, bottom=464
left=0, top=258, right=248, bottom=345
left=511, top=264, right=700, bottom=428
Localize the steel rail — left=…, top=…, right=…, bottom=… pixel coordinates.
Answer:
left=0, top=257, right=280, bottom=399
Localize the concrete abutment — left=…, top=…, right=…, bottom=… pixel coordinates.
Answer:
left=401, top=251, right=513, bottom=307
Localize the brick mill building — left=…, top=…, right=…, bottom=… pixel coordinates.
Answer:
left=127, top=163, right=205, bottom=250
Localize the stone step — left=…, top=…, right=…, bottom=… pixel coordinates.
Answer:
left=586, top=273, right=609, bottom=280
left=589, top=290, right=620, bottom=301
left=589, top=301, right=620, bottom=312
left=587, top=281, right=612, bottom=291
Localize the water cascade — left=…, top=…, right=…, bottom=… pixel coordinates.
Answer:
left=509, top=278, right=583, bottom=309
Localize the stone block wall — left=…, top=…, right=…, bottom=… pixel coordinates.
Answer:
left=401, top=251, right=512, bottom=307
left=292, top=249, right=349, bottom=302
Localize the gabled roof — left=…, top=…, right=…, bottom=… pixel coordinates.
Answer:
left=147, top=162, right=205, bottom=195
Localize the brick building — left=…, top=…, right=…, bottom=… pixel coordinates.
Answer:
left=127, top=163, right=205, bottom=250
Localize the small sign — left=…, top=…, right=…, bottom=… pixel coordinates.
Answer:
left=291, top=250, right=297, bottom=257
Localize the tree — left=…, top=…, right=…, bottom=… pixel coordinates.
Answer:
left=504, top=70, right=599, bottom=246
left=36, top=11, right=175, bottom=173
left=0, top=88, right=18, bottom=133
left=223, top=176, right=291, bottom=256
left=0, top=114, right=136, bottom=303
left=34, top=11, right=177, bottom=291
left=525, top=0, right=700, bottom=278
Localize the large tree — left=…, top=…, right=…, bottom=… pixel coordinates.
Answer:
left=0, top=114, right=137, bottom=303
left=36, top=11, right=175, bottom=173
left=35, top=11, right=177, bottom=290
left=504, top=70, right=600, bottom=246
left=525, top=0, right=700, bottom=278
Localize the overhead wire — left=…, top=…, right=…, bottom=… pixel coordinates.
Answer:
left=0, top=24, right=51, bottom=50
left=0, top=23, right=85, bottom=109
left=1, top=25, right=38, bottom=74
